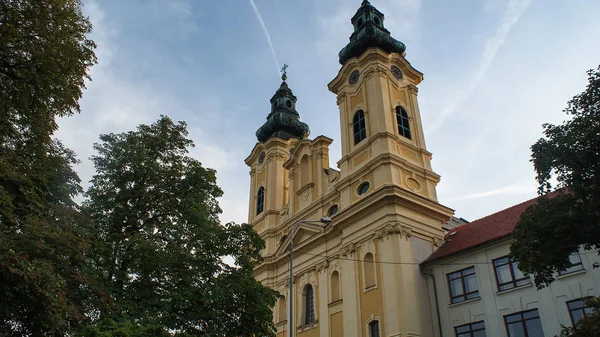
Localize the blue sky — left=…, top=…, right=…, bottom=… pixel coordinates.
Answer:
left=57, top=0, right=600, bottom=224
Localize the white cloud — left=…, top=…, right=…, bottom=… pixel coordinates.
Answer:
left=426, top=0, right=532, bottom=134
left=444, top=182, right=537, bottom=203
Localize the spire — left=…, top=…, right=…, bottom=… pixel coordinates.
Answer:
left=255, top=67, right=310, bottom=143
left=338, top=1, right=406, bottom=65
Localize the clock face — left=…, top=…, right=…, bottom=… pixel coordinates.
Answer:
left=391, top=65, right=403, bottom=80
left=258, top=151, right=265, bottom=164
left=348, top=70, right=360, bottom=85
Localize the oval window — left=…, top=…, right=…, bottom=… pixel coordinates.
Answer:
left=357, top=182, right=370, bottom=195
left=373, top=17, right=381, bottom=25
left=328, top=205, right=339, bottom=217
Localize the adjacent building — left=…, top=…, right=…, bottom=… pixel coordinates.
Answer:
left=244, top=1, right=600, bottom=337
left=421, top=196, right=600, bottom=337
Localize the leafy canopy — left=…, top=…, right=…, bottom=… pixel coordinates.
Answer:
left=0, top=0, right=98, bottom=335
left=84, top=116, right=278, bottom=336
left=511, top=65, right=600, bottom=287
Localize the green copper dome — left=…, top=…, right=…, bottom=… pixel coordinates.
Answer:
left=256, top=79, right=310, bottom=143
left=338, top=0, right=406, bottom=65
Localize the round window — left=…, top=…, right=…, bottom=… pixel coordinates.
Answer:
left=258, top=151, right=265, bottom=164
left=357, top=182, right=370, bottom=195
left=328, top=205, right=339, bottom=217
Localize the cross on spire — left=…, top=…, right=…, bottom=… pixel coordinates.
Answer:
left=281, top=63, right=289, bottom=81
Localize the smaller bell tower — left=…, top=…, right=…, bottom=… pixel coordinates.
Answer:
left=245, top=69, right=310, bottom=255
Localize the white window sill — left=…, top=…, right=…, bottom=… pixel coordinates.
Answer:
left=557, top=269, right=586, bottom=280
left=496, top=283, right=534, bottom=295
left=449, top=296, right=480, bottom=308
left=297, top=320, right=319, bottom=332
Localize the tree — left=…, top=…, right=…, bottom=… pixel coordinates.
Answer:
left=511, top=65, right=600, bottom=335
left=84, top=116, right=278, bottom=336
left=0, top=0, right=98, bottom=335
left=511, top=65, right=600, bottom=286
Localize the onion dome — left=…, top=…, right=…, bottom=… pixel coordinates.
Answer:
left=256, top=74, right=310, bottom=143
left=338, top=0, right=407, bottom=65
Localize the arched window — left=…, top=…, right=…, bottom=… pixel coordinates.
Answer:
left=353, top=110, right=367, bottom=145
left=396, top=106, right=411, bottom=139
left=331, top=271, right=340, bottom=302
left=369, top=320, right=380, bottom=337
left=304, top=284, right=315, bottom=325
left=256, top=187, right=264, bottom=215
left=364, top=252, right=375, bottom=288
left=278, top=296, right=286, bottom=322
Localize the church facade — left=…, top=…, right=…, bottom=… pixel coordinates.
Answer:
left=245, top=2, right=599, bottom=337
left=246, top=2, right=452, bottom=337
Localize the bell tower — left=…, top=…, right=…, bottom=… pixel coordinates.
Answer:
left=245, top=70, right=310, bottom=254
left=329, top=0, right=440, bottom=202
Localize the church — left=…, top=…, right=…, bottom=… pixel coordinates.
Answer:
left=244, top=2, right=600, bottom=337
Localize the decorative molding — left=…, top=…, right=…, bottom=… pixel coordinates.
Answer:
left=432, top=237, right=444, bottom=247
left=374, top=222, right=412, bottom=241
left=316, top=259, right=329, bottom=273
left=340, top=243, right=356, bottom=257
left=275, top=152, right=287, bottom=162
left=280, top=206, right=289, bottom=217
left=314, top=149, right=328, bottom=159
left=407, top=84, right=419, bottom=94
left=249, top=168, right=256, bottom=176
left=328, top=170, right=339, bottom=183
left=336, top=94, right=346, bottom=105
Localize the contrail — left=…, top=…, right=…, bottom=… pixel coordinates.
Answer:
left=249, top=0, right=281, bottom=78
left=427, top=0, right=532, bottom=134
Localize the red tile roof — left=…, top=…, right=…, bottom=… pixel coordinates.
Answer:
left=422, top=194, right=542, bottom=264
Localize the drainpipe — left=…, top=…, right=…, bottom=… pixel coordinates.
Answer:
left=422, top=268, right=443, bottom=337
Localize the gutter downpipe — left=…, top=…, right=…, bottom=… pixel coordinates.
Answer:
left=422, top=268, right=443, bottom=337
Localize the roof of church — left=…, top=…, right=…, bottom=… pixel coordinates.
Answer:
left=255, top=76, right=310, bottom=143
left=422, top=194, right=543, bottom=265
left=338, top=0, right=406, bottom=65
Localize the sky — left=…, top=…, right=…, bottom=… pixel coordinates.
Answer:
left=57, top=0, right=600, bottom=225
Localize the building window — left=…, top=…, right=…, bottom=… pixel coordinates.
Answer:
left=455, top=321, right=487, bottom=337
left=353, top=110, right=367, bottom=145
left=369, top=320, right=380, bottom=337
left=364, top=253, right=376, bottom=288
left=304, top=284, right=315, bottom=325
left=504, top=309, right=544, bottom=337
left=395, top=106, right=411, bottom=139
left=568, top=299, right=594, bottom=325
left=256, top=187, right=264, bottom=215
left=328, top=205, right=339, bottom=217
left=357, top=182, right=370, bottom=196
left=493, top=256, right=532, bottom=291
left=331, top=271, right=341, bottom=302
left=559, top=251, right=584, bottom=275
left=447, top=266, right=479, bottom=304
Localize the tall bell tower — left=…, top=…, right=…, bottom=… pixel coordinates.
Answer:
left=329, top=0, right=440, bottom=203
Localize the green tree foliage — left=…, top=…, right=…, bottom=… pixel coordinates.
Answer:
left=0, top=0, right=98, bottom=335
left=556, top=298, right=600, bottom=337
left=512, top=65, right=600, bottom=336
left=84, top=116, right=278, bottom=336
left=511, top=65, right=600, bottom=287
